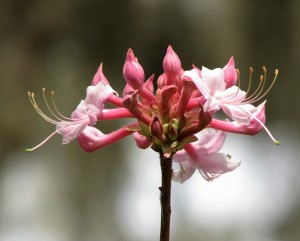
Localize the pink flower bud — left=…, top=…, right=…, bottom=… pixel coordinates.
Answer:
left=133, top=132, right=151, bottom=149
left=223, top=56, right=237, bottom=88
left=151, top=117, right=166, bottom=143
left=163, top=46, right=181, bottom=77
left=123, top=48, right=145, bottom=89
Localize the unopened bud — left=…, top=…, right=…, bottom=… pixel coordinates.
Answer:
left=123, top=48, right=145, bottom=89
left=163, top=46, right=181, bottom=77
left=151, top=117, right=166, bottom=143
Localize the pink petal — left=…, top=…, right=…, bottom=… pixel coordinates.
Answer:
left=223, top=56, right=238, bottom=88
left=193, top=128, right=226, bottom=155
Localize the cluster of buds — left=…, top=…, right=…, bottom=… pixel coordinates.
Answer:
left=27, top=46, right=279, bottom=182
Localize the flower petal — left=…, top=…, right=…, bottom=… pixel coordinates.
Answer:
left=56, top=120, right=89, bottom=144
left=221, top=103, right=256, bottom=124
left=172, top=161, right=196, bottom=183
left=201, top=67, right=226, bottom=95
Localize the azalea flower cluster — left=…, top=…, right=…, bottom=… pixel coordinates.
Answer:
left=27, top=46, right=278, bottom=182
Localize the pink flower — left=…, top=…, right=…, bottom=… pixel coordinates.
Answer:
left=183, top=67, right=253, bottom=123
left=28, top=46, right=278, bottom=182
left=183, top=65, right=279, bottom=144
left=172, top=128, right=240, bottom=182
left=26, top=81, right=117, bottom=151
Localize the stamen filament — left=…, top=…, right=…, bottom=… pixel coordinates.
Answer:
left=245, top=69, right=278, bottom=104
left=25, top=129, right=60, bottom=152
left=244, top=73, right=264, bottom=102
left=237, top=105, right=280, bottom=145
left=250, top=113, right=280, bottom=145
left=42, top=88, right=66, bottom=121
left=245, top=67, right=253, bottom=94
left=246, top=67, right=267, bottom=102
left=28, top=92, right=58, bottom=124
left=51, top=91, right=74, bottom=121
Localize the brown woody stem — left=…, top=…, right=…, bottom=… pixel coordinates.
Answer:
left=159, top=150, right=173, bottom=241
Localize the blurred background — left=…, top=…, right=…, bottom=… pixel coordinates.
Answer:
left=0, top=0, right=300, bottom=240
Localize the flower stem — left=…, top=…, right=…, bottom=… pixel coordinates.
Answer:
left=159, top=150, right=173, bottom=241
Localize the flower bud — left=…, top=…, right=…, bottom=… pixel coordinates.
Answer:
left=151, top=117, right=166, bottom=143
left=163, top=46, right=181, bottom=77
left=123, top=48, right=145, bottom=89
left=133, top=132, right=152, bottom=149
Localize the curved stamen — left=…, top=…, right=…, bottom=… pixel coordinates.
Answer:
left=244, top=67, right=267, bottom=103
left=42, top=88, right=64, bottom=121
left=244, top=74, right=263, bottom=102
left=28, top=89, right=87, bottom=124
left=245, top=67, right=253, bottom=94
left=51, top=91, right=74, bottom=121
left=26, top=129, right=60, bottom=152
left=244, top=68, right=278, bottom=104
left=28, top=92, right=58, bottom=124
left=236, top=105, right=280, bottom=145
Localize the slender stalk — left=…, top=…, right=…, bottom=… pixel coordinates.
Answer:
left=159, top=150, right=173, bottom=241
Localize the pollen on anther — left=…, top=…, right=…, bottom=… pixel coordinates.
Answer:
left=51, top=91, right=55, bottom=96
left=260, top=75, right=264, bottom=81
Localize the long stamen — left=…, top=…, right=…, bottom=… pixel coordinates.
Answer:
left=25, top=129, right=60, bottom=152
left=42, top=88, right=64, bottom=121
left=247, top=67, right=267, bottom=102
left=245, top=67, right=253, bottom=94
left=51, top=91, right=74, bottom=121
left=250, top=113, right=280, bottom=145
left=244, top=71, right=264, bottom=102
left=237, top=105, right=280, bottom=145
left=246, top=69, right=278, bottom=104
left=28, top=92, right=58, bottom=124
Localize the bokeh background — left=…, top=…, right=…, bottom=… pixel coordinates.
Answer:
left=0, top=0, right=300, bottom=240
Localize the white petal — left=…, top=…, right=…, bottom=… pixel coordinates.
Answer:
left=201, top=67, right=226, bottom=94
left=172, top=161, right=196, bottom=183
left=57, top=120, right=89, bottom=144
left=221, top=103, right=256, bottom=124
left=195, top=153, right=240, bottom=177
left=183, top=69, right=210, bottom=99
